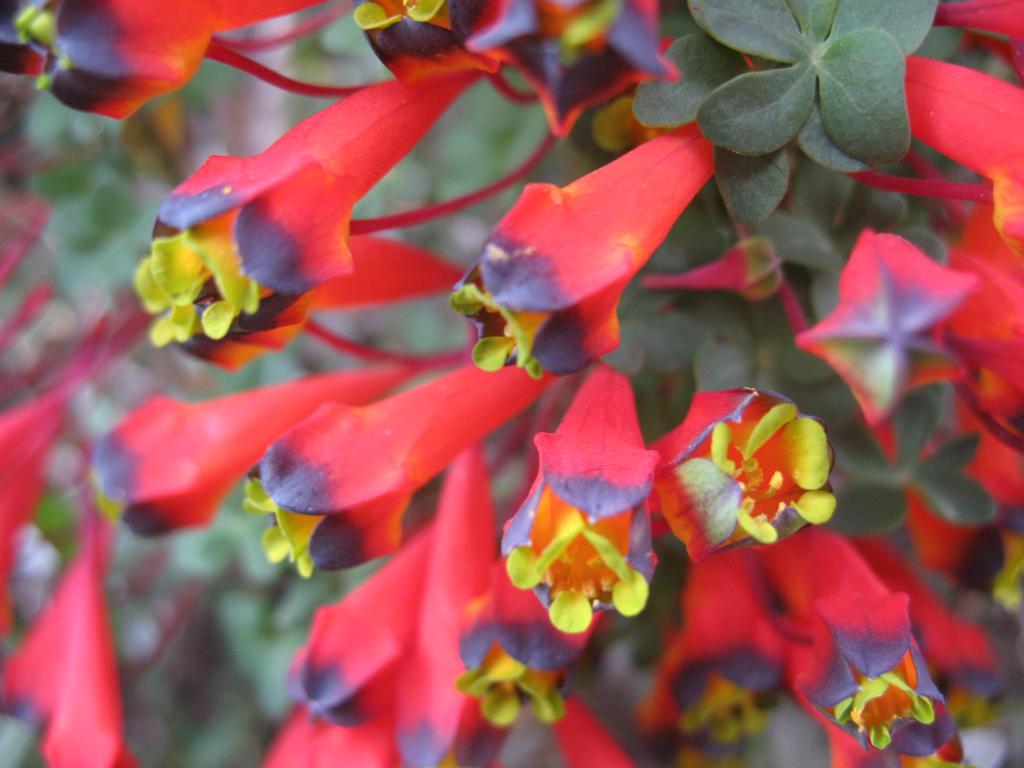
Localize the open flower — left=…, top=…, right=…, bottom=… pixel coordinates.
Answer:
left=467, top=0, right=670, bottom=135
left=457, top=561, right=593, bottom=728
left=502, top=365, right=660, bottom=633
left=135, top=74, right=473, bottom=360
left=905, top=56, right=1024, bottom=260
left=3, top=0, right=323, bottom=116
left=761, top=531, right=956, bottom=757
left=652, top=389, right=836, bottom=562
left=165, top=235, right=463, bottom=370
left=353, top=0, right=498, bottom=81
left=640, top=550, right=786, bottom=762
left=2, top=517, right=134, bottom=768
left=253, top=364, right=549, bottom=571
left=797, top=230, right=977, bottom=424
left=451, top=125, right=713, bottom=376
left=855, top=539, right=1000, bottom=726
left=93, top=366, right=410, bottom=540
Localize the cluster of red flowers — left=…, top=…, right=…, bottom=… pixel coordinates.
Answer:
left=2, top=0, right=1024, bottom=766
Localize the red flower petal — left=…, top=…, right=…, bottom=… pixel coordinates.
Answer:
left=94, top=367, right=410, bottom=533
left=797, top=230, right=977, bottom=423
left=3, top=518, right=135, bottom=768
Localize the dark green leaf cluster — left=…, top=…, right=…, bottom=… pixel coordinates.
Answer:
left=634, top=0, right=938, bottom=223
left=831, top=388, right=997, bottom=534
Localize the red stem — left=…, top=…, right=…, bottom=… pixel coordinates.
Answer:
left=0, top=199, right=49, bottom=286
left=487, top=69, right=538, bottom=104
left=850, top=171, right=994, bottom=204
left=0, top=284, right=51, bottom=358
left=213, top=1, right=352, bottom=52
left=350, top=132, right=556, bottom=234
left=778, top=279, right=809, bottom=335
left=305, top=319, right=466, bottom=368
left=903, top=150, right=968, bottom=227
left=205, top=39, right=374, bottom=98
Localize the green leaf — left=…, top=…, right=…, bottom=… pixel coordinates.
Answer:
left=695, top=338, right=757, bottom=390
left=688, top=0, right=808, bottom=62
left=633, top=34, right=747, bottom=128
left=891, top=387, right=942, bottom=467
left=910, top=435, right=996, bottom=525
left=756, top=212, right=843, bottom=271
left=797, top=100, right=869, bottom=172
left=832, top=423, right=891, bottom=474
left=831, top=482, right=907, bottom=534
left=714, top=147, right=790, bottom=224
left=785, top=0, right=839, bottom=40
left=816, top=28, right=910, bottom=165
left=911, top=472, right=997, bottom=525
left=698, top=63, right=816, bottom=155
left=830, top=0, right=938, bottom=54
left=918, top=434, right=978, bottom=472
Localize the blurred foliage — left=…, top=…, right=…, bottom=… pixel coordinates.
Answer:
left=1, top=4, right=1023, bottom=768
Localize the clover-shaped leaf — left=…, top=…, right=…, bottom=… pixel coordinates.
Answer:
left=698, top=63, right=816, bottom=155
left=633, top=34, right=746, bottom=128
left=689, top=0, right=809, bottom=62
left=830, top=0, right=939, bottom=54
left=715, top=147, right=790, bottom=224
left=910, top=436, right=997, bottom=525
left=815, top=28, right=910, bottom=165
left=797, top=101, right=869, bottom=172
left=786, top=0, right=839, bottom=40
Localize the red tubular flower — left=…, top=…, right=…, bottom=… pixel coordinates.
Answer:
left=553, top=699, right=636, bottom=768
left=134, top=74, right=474, bottom=359
left=905, top=56, right=1024, bottom=259
left=935, top=0, right=1024, bottom=38
left=639, top=551, right=786, bottom=761
left=651, top=388, right=836, bottom=562
left=254, top=364, right=550, bottom=570
left=2, top=518, right=135, bottom=768
left=643, top=237, right=783, bottom=302
left=855, top=540, right=999, bottom=708
left=177, top=235, right=463, bottom=370
left=262, top=707, right=400, bottom=768
left=467, top=0, right=670, bottom=135
left=796, top=230, right=977, bottom=424
left=4, top=0, right=324, bottom=116
left=290, top=529, right=433, bottom=725
left=396, top=448, right=504, bottom=767
left=451, top=125, right=713, bottom=376
left=457, top=561, right=593, bottom=728
left=288, top=451, right=506, bottom=765
left=352, top=0, right=499, bottom=82
left=943, top=205, right=1024, bottom=440
left=502, top=365, right=660, bottom=634
left=92, top=366, right=410, bottom=543
left=761, top=531, right=955, bottom=757
left=0, top=389, right=65, bottom=633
